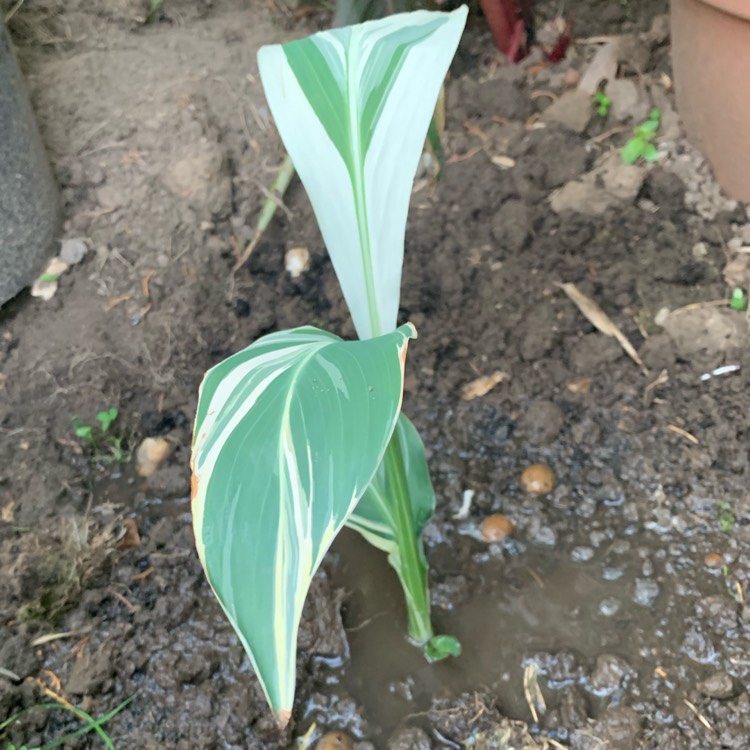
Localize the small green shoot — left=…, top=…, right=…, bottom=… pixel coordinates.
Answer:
left=719, top=504, right=735, bottom=534
left=71, top=408, right=126, bottom=463
left=621, top=108, right=661, bottom=165
left=718, top=501, right=735, bottom=534
left=96, top=407, right=119, bottom=433
left=730, top=288, right=748, bottom=312
left=0, top=694, right=133, bottom=750
left=424, top=634, right=462, bottom=662
left=593, top=91, right=611, bottom=118
left=145, top=0, right=164, bottom=23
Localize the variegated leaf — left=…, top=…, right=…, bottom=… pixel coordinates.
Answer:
left=257, top=7, right=468, bottom=340
left=191, top=324, right=415, bottom=724
left=346, top=413, right=435, bottom=642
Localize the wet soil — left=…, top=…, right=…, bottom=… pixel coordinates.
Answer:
left=3, top=0, right=750, bottom=748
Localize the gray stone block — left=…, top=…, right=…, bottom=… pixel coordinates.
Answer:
left=0, top=20, right=62, bottom=306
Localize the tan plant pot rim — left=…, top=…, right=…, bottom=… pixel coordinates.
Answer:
left=693, top=0, right=750, bottom=22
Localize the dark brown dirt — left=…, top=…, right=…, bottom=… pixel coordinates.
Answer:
left=4, top=0, right=750, bottom=749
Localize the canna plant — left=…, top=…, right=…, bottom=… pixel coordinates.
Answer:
left=191, top=7, right=468, bottom=726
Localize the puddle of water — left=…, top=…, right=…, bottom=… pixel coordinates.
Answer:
left=125, top=483, right=732, bottom=744
left=329, top=527, right=701, bottom=736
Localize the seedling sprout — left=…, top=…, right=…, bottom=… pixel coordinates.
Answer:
left=593, top=91, right=611, bottom=118
left=621, top=108, right=661, bottom=164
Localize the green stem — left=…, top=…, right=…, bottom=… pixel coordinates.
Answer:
left=383, top=431, right=433, bottom=645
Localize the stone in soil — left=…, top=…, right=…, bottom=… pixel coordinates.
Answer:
left=571, top=706, right=641, bottom=750
left=542, top=90, right=592, bottom=134
left=386, top=726, right=432, bottom=750
left=589, top=654, right=634, bottom=695
left=0, top=21, right=62, bottom=306
left=550, top=152, right=645, bottom=215
left=697, top=671, right=734, bottom=699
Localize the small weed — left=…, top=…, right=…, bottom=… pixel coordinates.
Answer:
left=71, top=408, right=127, bottom=463
left=145, top=0, right=164, bottom=23
left=718, top=501, right=735, bottom=534
left=1, top=695, right=133, bottom=749
left=730, top=288, right=748, bottom=312
left=621, top=108, right=661, bottom=164
left=593, top=91, right=611, bottom=118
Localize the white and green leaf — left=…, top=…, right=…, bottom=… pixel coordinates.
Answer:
left=346, top=413, right=435, bottom=642
left=191, top=323, right=415, bottom=724
left=257, top=7, right=468, bottom=340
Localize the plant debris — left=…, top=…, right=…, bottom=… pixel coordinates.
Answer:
left=557, top=282, right=648, bottom=374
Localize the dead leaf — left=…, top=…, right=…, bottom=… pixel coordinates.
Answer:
left=117, top=518, right=141, bottom=550
left=142, top=270, right=155, bottom=298
left=667, top=424, right=699, bottom=444
left=446, top=146, right=482, bottom=164
left=567, top=377, right=592, bottom=394
left=461, top=371, right=509, bottom=400
left=557, top=282, right=648, bottom=375
left=1, top=500, right=15, bottom=523
left=490, top=154, right=516, bottom=169
left=104, top=294, right=131, bottom=311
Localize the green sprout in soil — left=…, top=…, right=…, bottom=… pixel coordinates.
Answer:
left=145, top=0, right=164, bottom=23
left=71, top=408, right=126, bottom=463
left=718, top=501, right=736, bottom=534
left=730, top=287, right=748, bottom=312
left=1, top=695, right=133, bottom=750
left=621, top=108, right=661, bottom=164
left=593, top=91, right=611, bottom=118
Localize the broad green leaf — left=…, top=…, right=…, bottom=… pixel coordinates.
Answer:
left=257, top=8, right=468, bottom=340
left=346, top=413, right=434, bottom=640
left=191, top=323, right=415, bottom=723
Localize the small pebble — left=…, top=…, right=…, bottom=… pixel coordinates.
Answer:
left=285, top=246, right=310, bottom=278
left=60, top=238, right=88, bottom=265
left=703, top=552, right=724, bottom=569
left=599, top=597, right=622, bottom=617
left=571, top=546, right=594, bottom=562
left=520, top=463, right=555, bottom=495
left=315, top=731, right=354, bottom=750
left=697, top=671, right=734, bottom=699
left=480, top=514, right=515, bottom=542
left=602, top=566, right=625, bottom=581
left=590, top=654, right=632, bottom=694
left=531, top=525, right=557, bottom=546
left=633, top=578, right=660, bottom=607
left=136, top=437, right=171, bottom=478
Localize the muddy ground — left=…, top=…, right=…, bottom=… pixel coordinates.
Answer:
left=2, top=0, right=750, bottom=748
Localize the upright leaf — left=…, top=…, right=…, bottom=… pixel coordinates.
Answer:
left=346, top=413, right=434, bottom=642
left=347, top=414, right=434, bottom=554
left=191, top=324, right=416, bottom=724
left=257, top=8, right=468, bottom=340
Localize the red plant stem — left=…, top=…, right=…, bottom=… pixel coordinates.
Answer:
left=479, top=0, right=534, bottom=61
